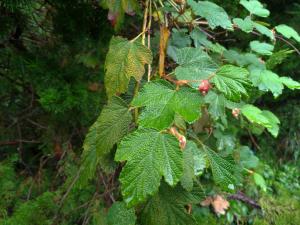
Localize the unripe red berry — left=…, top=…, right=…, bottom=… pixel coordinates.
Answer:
left=232, top=108, right=240, bottom=119
left=198, top=79, right=211, bottom=95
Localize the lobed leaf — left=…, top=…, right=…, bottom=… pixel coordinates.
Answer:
left=212, top=65, right=250, bottom=101
left=132, top=80, right=202, bottom=130
left=241, top=104, right=280, bottom=137
left=188, top=0, right=232, bottom=29
left=276, top=24, right=300, bottom=43
left=115, top=128, right=184, bottom=206
left=141, top=183, right=202, bottom=225
left=233, top=17, right=254, bottom=33
left=254, top=22, right=275, bottom=40
left=105, top=36, right=152, bottom=98
left=249, top=69, right=283, bottom=97
left=79, top=97, right=132, bottom=186
left=240, top=0, right=270, bottom=17
left=280, top=76, right=300, bottom=90
left=204, top=91, right=226, bottom=123
left=174, top=47, right=218, bottom=88
left=107, top=201, right=136, bottom=225
left=181, top=141, right=206, bottom=191
left=204, top=147, right=237, bottom=187
left=250, top=41, right=274, bottom=55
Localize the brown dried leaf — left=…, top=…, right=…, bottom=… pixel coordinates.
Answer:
left=201, top=195, right=230, bottom=215
left=212, top=195, right=230, bottom=215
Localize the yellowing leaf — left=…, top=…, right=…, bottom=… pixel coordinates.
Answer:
left=105, top=36, right=152, bottom=98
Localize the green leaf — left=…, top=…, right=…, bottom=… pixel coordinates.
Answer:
left=141, top=183, right=201, bottom=225
left=275, top=24, right=300, bottom=42
left=105, top=36, right=152, bottom=98
left=239, top=146, right=259, bottom=169
left=188, top=0, right=232, bottom=30
left=190, top=27, right=226, bottom=53
left=181, top=142, right=206, bottom=191
left=79, top=97, right=132, bottom=186
left=241, top=104, right=271, bottom=128
left=233, top=17, right=254, bottom=33
left=241, top=105, right=280, bottom=137
left=254, top=22, right=275, bottom=40
left=249, top=69, right=283, bottom=97
left=214, top=130, right=236, bottom=154
left=204, top=147, right=237, bottom=187
left=253, top=172, right=267, bottom=192
left=266, top=49, right=294, bottom=70
left=212, top=65, right=250, bottom=101
left=261, top=110, right=280, bottom=137
left=174, top=114, right=187, bottom=130
left=250, top=41, right=274, bottom=55
left=204, top=91, right=226, bottom=122
left=224, top=50, right=265, bottom=68
left=132, top=80, right=202, bottom=130
left=240, top=0, right=270, bottom=17
left=169, top=28, right=192, bottom=48
left=174, top=47, right=218, bottom=88
left=115, top=128, right=183, bottom=206
left=107, top=202, right=136, bottom=225
left=280, top=76, right=300, bottom=90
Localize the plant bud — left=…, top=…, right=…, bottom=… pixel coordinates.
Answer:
left=198, top=79, right=211, bottom=95
left=232, top=108, right=240, bottom=119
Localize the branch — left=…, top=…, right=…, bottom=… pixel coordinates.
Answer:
left=0, top=140, right=41, bottom=146
left=228, top=191, right=261, bottom=209
left=275, top=34, right=300, bottom=56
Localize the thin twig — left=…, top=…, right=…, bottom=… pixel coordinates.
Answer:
left=0, top=140, right=41, bottom=145
left=99, top=172, right=115, bottom=203
left=227, top=191, right=261, bottom=209
left=247, top=129, right=261, bottom=150
left=52, top=170, right=81, bottom=222
left=147, top=0, right=152, bottom=82
left=275, top=34, right=300, bottom=56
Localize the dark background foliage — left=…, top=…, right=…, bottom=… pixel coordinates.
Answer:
left=0, top=0, right=299, bottom=224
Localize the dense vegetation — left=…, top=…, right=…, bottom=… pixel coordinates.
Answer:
left=0, top=0, right=300, bottom=224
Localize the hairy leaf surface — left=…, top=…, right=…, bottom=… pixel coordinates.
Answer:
left=188, top=0, right=232, bottom=29
left=79, top=97, right=132, bottom=186
left=115, top=128, right=183, bottom=205
left=107, top=201, right=136, bottom=225
left=249, top=69, right=283, bottom=97
left=132, top=80, right=202, bottom=130
left=174, top=47, right=218, bottom=88
left=212, top=65, right=250, bottom=101
left=105, top=36, right=152, bottom=97
left=181, top=141, right=206, bottom=191
left=240, top=0, right=270, bottom=17
left=141, top=183, right=202, bottom=225
left=204, top=147, right=237, bottom=187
